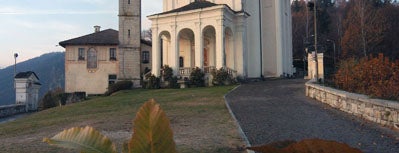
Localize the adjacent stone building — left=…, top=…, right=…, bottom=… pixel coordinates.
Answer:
left=14, top=71, right=41, bottom=111
left=149, top=0, right=293, bottom=78
left=60, top=0, right=150, bottom=95
left=60, top=28, right=151, bottom=95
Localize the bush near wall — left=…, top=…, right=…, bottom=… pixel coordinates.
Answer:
left=189, top=67, right=205, bottom=87
left=105, top=81, right=133, bottom=96
left=334, top=54, right=399, bottom=100
left=39, top=88, right=65, bottom=110
left=145, top=74, right=161, bottom=89
left=211, top=68, right=234, bottom=86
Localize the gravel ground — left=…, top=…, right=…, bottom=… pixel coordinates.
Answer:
left=226, top=79, right=399, bottom=153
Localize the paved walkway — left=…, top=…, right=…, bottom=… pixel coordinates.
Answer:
left=226, top=79, right=399, bottom=153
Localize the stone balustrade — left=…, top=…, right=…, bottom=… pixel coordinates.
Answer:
left=305, top=81, right=399, bottom=129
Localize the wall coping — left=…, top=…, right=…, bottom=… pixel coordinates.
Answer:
left=0, top=104, right=25, bottom=109
left=305, top=81, right=399, bottom=109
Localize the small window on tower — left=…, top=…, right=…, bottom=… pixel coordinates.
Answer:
left=78, top=48, right=85, bottom=60
left=109, top=48, right=117, bottom=61
left=128, top=29, right=131, bottom=38
left=128, top=0, right=131, bottom=4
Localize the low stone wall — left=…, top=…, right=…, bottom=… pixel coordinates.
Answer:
left=0, top=104, right=26, bottom=118
left=305, top=81, right=399, bottom=128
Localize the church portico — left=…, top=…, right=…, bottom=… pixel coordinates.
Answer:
left=149, top=2, right=246, bottom=78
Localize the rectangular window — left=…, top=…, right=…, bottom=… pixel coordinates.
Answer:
left=142, top=51, right=150, bottom=64
left=108, top=75, right=117, bottom=85
left=78, top=48, right=85, bottom=60
left=109, top=48, right=117, bottom=61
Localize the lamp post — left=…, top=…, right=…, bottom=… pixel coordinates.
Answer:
left=14, top=53, right=18, bottom=89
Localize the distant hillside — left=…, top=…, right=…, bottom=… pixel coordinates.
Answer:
left=0, top=52, right=65, bottom=106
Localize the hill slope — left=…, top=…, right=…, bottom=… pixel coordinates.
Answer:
left=0, top=87, right=244, bottom=153
left=0, top=52, right=65, bottom=105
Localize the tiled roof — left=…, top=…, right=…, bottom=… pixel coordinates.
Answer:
left=15, top=71, right=39, bottom=80
left=59, top=29, right=152, bottom=47
left=59, top=29, right=119, bottom=47
left=150, top=1, right=221, bottom=16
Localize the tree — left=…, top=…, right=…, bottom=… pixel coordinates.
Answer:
left=291, top=0, right=308, bottom=59
left=141, top=28, right=152, bottom=41
left=341, top=0, right=388, bottom=58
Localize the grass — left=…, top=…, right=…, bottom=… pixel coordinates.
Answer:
left=0, top=86, right=245, bottom=153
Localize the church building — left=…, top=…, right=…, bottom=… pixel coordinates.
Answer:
left=149, top=0, right=293, bottom=78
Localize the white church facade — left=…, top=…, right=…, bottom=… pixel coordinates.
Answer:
left=149, top=0, right=293, bottom=78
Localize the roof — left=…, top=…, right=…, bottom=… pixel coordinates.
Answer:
left=59, top=29, right=152, bottom=47
left=15, top=71, right=40, bottom=80
left=148, top=1, right=249, bottom=17
left=59, top=29, right=119, bottom=47
left=152, top=1, right=219, bottom=16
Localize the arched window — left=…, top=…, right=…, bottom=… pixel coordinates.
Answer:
left=87, top=48, right=97, bottom=69
left=179, top=56, right=184, bottom=67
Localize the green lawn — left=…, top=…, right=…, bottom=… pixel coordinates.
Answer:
left=0, top=86, right=245, bottom=153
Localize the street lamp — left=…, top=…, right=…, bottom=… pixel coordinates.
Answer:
left=14, top=53, right=18, bottom=89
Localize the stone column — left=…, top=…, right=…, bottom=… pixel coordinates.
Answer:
left=152, top=27, right=161, bottom=76
left=195, top=22, right=204, bottom=69
left=216, top=19, right=225, bottom=69
left=170, top=25, right=179, bottom=75
left=275, top=0, right=284, bottom=76
left=235, top=17, right=247, bottom=78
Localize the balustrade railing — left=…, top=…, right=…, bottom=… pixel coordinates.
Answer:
left=223, top=66, right=238, bottom=78
left=204, top=66, right=216, bottom=74
left=179, top=67, right=192, bottom=77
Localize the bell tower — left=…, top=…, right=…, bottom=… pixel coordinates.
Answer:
left=118, top=0, right=141, bottom=86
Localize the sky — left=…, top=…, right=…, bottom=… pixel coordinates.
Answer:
left=0, top=0, right=162, bottom=68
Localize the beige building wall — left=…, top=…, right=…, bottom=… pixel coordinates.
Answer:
left=65, top=45, right=119, bottom=95
left=141, top=43, right=152, bottom=73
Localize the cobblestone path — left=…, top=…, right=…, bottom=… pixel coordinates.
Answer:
left=226, top=79, right=399, bottom=153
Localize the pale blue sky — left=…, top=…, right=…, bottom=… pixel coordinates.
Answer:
left=0, top=0, right=162, bottom=68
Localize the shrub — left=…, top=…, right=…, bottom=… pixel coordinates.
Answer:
left=189, top=67, right=205, bottom=87
left=212, top=68, right=233, bottom=86
left=162, top=65, right=174, bottom=82
left=145, top=74, right=161, bottom=89
left=162, top=65, right=179, bottom=89
left=39, top=88, right=64, bottom=110
left=105, top=81, right=133, bottom=96
left=334, top=53, right=399, bottom=100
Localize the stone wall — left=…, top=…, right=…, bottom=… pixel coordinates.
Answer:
left=305, top=81, right=399, bottom=129
left=0, top=104, right=26, bottom=118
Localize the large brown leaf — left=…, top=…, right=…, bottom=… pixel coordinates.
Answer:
left=128, top=99, right=177, bottom=153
